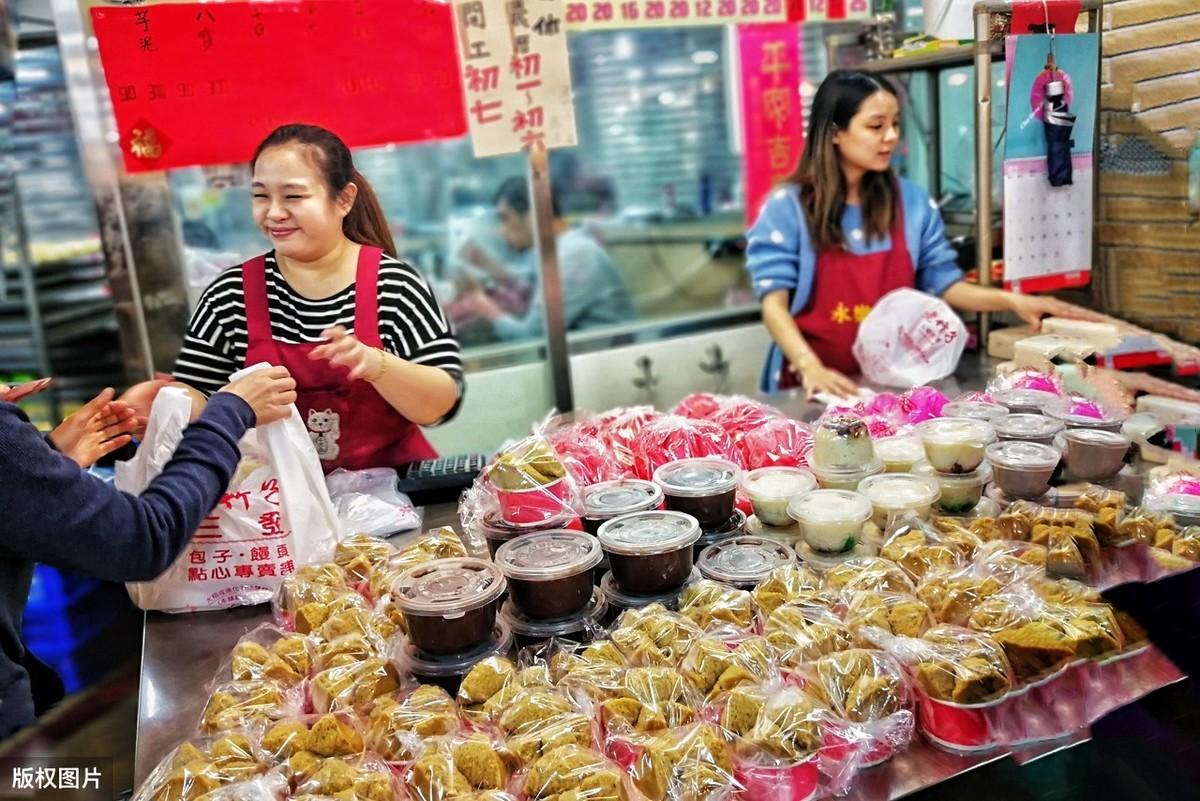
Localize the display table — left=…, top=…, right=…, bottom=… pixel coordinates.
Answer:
left=131, top=354, right=1190, bottom=795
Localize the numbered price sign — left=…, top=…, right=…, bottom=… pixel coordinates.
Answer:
left=564, top=0, right=787, bottom=28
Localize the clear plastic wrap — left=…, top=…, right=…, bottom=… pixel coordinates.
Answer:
left=483, top=435, right=582, bottom=526
left=915, top=567, right=1007, bottom=627
left=587, top=406, right=665, bottom=474
left=598, top=665, right=702, bottom=736
left=751, top=564, right=824, bottom=617
left=609, top=604, right=705, bottom=668
left=822, top=557, right=916, bottom=595
left=677, top=580, right=755, bottom=631
left=1173, top=526, right=1200, bottom=561
left=547, top=424, right=633, bottom=486
left=880, top=518, right=979, bottom=582
left=310, top=657, right=403, bottom=714
left=326, top=467, right=421, bottom=537
left=805, top=649, right=915, bottom=768
left=712, top=398, right=782, bottom=464
left=680, top=636, right=774, bottom=700
left=133, top=731, right=270, bottom=801
left=496, top=688, right=594, bottom=764
left=198, top=681, right=301, bottom=734
left=763, top=603, right=852, bottom=669
left=965, top=592, right=1079, bottom=683
left=726, top=685, right=833, bottom=800
left=404, top=734, right=519, bottom=801
left=364, top=685, right=462, bottom=763
left=737, top=416, right=815, bottom=470
left=844, top=591, right=935, bottom=644
left=332, top=532, right=397, bottom=588
left=620, top=722, right=738, bottom=801
left=971, top=541, right=1048, bottom=587
left=520, top=744, right=629, bottom=801
left=219, top=625, right=313, bottom=688
left=273, top=565, right=353, bottom=633
left=1118, top=506, right=1178, bottom=548
left=1073, top=487, right=1128, bottom=546
left=630, top=415, right=740, bottom=480
left=292, top=753, right=398, bottom=800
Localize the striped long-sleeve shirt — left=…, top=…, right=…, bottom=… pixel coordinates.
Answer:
left=173, top=251, right=463, bottom=421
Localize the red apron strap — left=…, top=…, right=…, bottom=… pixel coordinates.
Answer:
left=241, top=255, right=273, bottom=351
left=353, top=246, right=384, bottom=348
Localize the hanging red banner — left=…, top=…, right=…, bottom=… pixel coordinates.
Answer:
left=90, top=0, right=467, bottom=173
left=738, top=22, right=803, bottom=227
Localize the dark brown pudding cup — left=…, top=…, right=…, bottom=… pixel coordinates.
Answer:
left=494, top=530, right=603, bottom=620
left=653, top=458, right=741, bottom=530
left=693, top=509, right=747, bottom=558
left=395, top=624, right=513, bottom=695
left=599, top=569, right=698, bottom=624
left=697, top=535, right=795, bottom=590
left=597, top=510, right=701, bottom=595
left=393, top=558, right=506, bottom=656
left=581, top=479, right=664, bottom=535
left=500, top=589, right=607, bottom=650
left=479, top=509, right=579, bottom=558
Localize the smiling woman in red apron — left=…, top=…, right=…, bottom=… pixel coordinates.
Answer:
left=173, top=125, right=462, bottom=472
left=746, top=70, right=1096, bottom=399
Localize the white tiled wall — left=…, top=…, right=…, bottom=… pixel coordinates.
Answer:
left=424, top=323, right=772, bottom=454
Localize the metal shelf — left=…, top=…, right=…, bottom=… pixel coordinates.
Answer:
left=859, top=40, right=1004, bottom=75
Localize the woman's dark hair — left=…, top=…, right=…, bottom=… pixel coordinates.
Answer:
left=251, top=124, right=397, bottom=257
left=785, top=70, right=899, bottom=253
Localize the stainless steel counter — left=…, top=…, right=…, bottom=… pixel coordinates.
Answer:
left=132, top=353, right=1185, bottom=797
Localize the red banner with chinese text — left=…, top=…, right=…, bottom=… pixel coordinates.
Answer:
left=739, top=23, right=803, bottom=226
left=90, top=0, right=468, bottom=173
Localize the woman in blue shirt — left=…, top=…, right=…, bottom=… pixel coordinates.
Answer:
left=746, top=70, right=1095, bottom=397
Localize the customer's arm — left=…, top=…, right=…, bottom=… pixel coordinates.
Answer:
left=0, top=369, right=295, bottom=582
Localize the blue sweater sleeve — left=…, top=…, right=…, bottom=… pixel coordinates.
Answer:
left=746, top=187, right=812, bottom=302
left=903, top=180, right=964, bottom=297
left=0, top=393, right=255, bottom=582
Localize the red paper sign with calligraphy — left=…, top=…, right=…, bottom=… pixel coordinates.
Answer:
left=739, top=23, right=803, bottom=226
left=90, top=0, right=468, bottom=173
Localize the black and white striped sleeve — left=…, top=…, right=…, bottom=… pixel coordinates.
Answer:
left=173, top=268, right=244, bottom=397
left=378, top=258, right=465, bottom=422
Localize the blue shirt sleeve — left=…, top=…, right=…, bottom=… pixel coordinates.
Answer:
left=0, top=393, right=254, bottom=582
left=746, top=187, right=809, bottom=302
left=903, top=180, right=965, bottom=297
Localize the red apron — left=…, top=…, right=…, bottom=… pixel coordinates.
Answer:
left=242, top=246, right=438, bottom=473
left=780, top=197, right=915, bottom=385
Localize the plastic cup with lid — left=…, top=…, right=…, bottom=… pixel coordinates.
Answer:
left=942, top=401, right=1009, bottom=423
left=990, top=389, right=1062, bottom=415
left=393, top=558, right=507, bottom=656
left=581, top=479, right=663, bottom=535
left=858, top=472, right=942, bottom=528
left=915, top=462, right=993, bottom=515
left=874, top=435, right=927, bottom=473
left=1060, top=428, right=1131, bottom=482
left=917, top=417, right=997, bottom=475
left=787, top=489, right=873, bottom=554
left=985, top=440, right=1062, bottom=500
left=697, top=535, right=796, bottom=590
left=597, top=510, right=702, bottom=595
left=494, top=530, right=604, bottom=621
left=810, top=458, right=885, bottom=491
left=811, top=415, right=876, bottom=471
left=993, top=413, right=1065, bottom=446
left=653, top=457, right=741, bottom=529
left=741, top=466, right=817, bottom=527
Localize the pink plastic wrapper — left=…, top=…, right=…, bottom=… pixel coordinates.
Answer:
left=739, top=417, right=815, bottom=469
left=991, top=370, right=1066, bottom=397
left=587, top=406, right=664, bottom=472
left=547, top=425, right=633, bottom=486
left=631, top=415, right=740, bottom=480
left=900, top=387, right=950, bottom=423
left=674, top=392, right=728, bottom=420
left=713, top=399, right=782, bottom=465
left=1065, top=396, right=1105, bottom=420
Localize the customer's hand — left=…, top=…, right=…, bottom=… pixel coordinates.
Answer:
left=309, top=326, right=385, bottom=381
left=1007, top=293, right=1105, bottom=330
left=51, top=388, right=141, bottom=467
left=794, top=358, right=858, bottom=401
left=218, top=367, right=297, bottom=425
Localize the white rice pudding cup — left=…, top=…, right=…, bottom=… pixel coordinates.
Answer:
left=741, top=467, right=818, bottom=527
left=874, top=436, right=926, bottom=473
left=812, top=415, right=876, bottom=471
left=858, top=473, right=942, bottom=528
left=918, top=417, right=997, bottom=475
left=787, top=489, right=873, bottom=554
left=916, top=462, right=993, bottom=515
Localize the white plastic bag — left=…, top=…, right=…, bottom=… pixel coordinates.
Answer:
left=326, top=467, right=422, bottom=537
left=852, top=289, right=967, bottom=388
left=118, top=364, right=342, bottom=612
